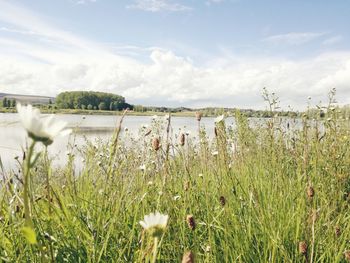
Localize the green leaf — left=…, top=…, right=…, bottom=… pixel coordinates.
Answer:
left=21, top=226, right=37, bottom=244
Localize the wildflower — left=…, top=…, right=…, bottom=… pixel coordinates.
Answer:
left=198, top=173, right=203, bottom=178
left=214, top=115, right=224, bottom=123
left=186, top=215, right=196, bottom=230
left=182, top=251, right=195, bottom=263
left=139, top=212, right=168, bottom=238
left=17, top=103, right=71, bottom=146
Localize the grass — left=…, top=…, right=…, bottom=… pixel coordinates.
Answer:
left=0, top=100, right=350, bottom=262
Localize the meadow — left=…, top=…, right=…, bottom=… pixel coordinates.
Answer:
left=0, top=93, right=350, bottom=262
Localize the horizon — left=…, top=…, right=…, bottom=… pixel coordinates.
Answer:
left=0, top=0, right=349, bottom=110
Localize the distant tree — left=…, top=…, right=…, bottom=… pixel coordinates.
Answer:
left=49, top=99, right=52, bottom=104
left=87, top=104, right=93, bottom=110
left=81, top=104, right=86, bottom=110
left=93, top=106, right=97, bottom=110
left=11, top=99, right=16, bottom=108
left=98, top=102, right=107, bottom=111
left=109, top=102, right=114, bottom=111
left=2, top=97, right=8, bottom=108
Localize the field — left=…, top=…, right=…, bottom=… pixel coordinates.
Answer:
left=0, top=100, right=350, bottom=262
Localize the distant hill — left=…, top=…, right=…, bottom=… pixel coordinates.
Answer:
left=0, top=93, right=54, bottom=104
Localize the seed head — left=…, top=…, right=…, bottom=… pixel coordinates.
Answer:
left=335, top=226, right=341, bottom=237
left=299, top=241, right=308, bottom=255
left=182, top=251, right=195, bottom=263
left=180, top=133, right=185, bottom=146
left=184, top=180, right=190, bottom=191
left=186, top=215, right=196, bottom=230
left=195, top=112, right=202, bottom=121
left=152, top=137, right=160, bottom=151
left=219, top=196, right=226, bottom=206
left=345, top=250, right=350, bottom=262
left=307, top=186, right=315, bottom=199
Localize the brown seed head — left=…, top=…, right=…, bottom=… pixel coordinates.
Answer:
left=152, top=137, right=160, bottom=151
left=182, top=251, right=194, bottom=263
left=219, top=196, right=226, bottom=206
left=335, top=226, right=341, bottom=237
left=184, top=180, right=189, bottom=191
left=186, top=215, right=196, bottom=230
left=214, top=127, right=218, bottom=137
left=299, top=241, right=308, bottom=255
left=144, top=129, right=152, bottom=136
left=307, top=186, right=315, bottom=199
left=345, top=250, right=350, bottom=262
left=180, top=133, right=185, bottom=146
left=195, top=112, right=202, bottom=121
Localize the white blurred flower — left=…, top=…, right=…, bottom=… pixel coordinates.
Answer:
left=198, top=173, right=203, bottom=178
left=124, top=127, right=128, bottom=132
left=17, top=103, right=71, bottom=145
left=139, top=164, right=146, bottom=171
left=214, top=115, right=225, bottom=123
left=139, top=212, right=168, bottom=235
left=173, top=195, right=181, bottom=201
left=211, top=151, right=219, bottom=156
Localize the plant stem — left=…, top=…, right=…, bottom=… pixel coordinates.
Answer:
left=23, top=141, right=36, bottom=227
left=151, top=237, right=159, bottom=263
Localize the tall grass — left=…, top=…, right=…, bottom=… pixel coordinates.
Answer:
left=1, top=95, right=350, bottom=262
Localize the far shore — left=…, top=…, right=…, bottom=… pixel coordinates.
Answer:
left=0, top=107, right=206, bottom=117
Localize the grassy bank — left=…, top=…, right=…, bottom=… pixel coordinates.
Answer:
left=0, top=104, right=350, bottom=262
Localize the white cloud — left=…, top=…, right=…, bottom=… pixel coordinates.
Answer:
left=263, top=32, right=327, bottom=46
left=322, top=35, right=343, bottom=46
left=0, top=1, right=349, bottom=110
left=75, top=0, right=97, bottom=4
left=127, top=0, right=191, bottom=12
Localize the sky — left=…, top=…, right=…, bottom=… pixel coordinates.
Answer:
left=0, top=0, right=349, bottom=110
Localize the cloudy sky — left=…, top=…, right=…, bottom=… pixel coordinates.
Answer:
left=0, top=0, right=349, bottom=109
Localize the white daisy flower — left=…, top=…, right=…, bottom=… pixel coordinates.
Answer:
left=211, top=150, right=219, bottom=156
left=17, top=103, right=71, bottom=145
left=214, top=115, right=225, bottom=123
left=139, top=212, right=168, bottom=232
left=139, top=164, right=146, bottom=171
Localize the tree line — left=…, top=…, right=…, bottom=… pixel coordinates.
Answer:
left=1, top=98, right=16, bottom=108
left=55, top=91, right=132, bottom=111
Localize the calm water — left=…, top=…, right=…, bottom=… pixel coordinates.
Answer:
left=0, top=113, right=229, bottom=171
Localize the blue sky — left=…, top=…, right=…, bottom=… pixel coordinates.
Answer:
left=0, top=0, right=349, bottom=109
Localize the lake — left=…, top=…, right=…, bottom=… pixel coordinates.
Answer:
left=0, top=113, right=232, bottom=171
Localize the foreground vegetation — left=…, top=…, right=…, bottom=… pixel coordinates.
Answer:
left=1, top=93, right=350, bottom=262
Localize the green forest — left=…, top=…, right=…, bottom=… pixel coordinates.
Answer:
left=55, top=91, right=132, bottom=111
